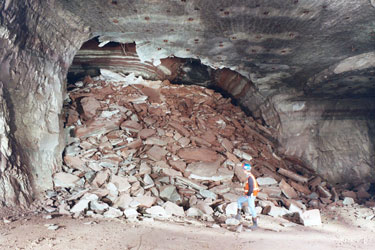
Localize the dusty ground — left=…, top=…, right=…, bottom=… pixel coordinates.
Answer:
left=0, top=206, right=374, bottom=250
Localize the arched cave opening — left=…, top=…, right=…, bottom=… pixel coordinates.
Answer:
left=46, top=37, right=375, bottom=222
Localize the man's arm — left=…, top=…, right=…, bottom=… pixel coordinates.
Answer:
left=247, top=176, right=254, bottom=196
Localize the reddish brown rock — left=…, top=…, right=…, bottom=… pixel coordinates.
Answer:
left=356, top=190, right=371, bottom=199
left=139, top=128, right=156, bottom=139
left=309, top=176, right=322, bottom=188
left=168, top=121, right=190, bottom=137
left=200, top=131, right=217, bottom=144
left=80, top=96, right=101, bottom=120
left=169, top=160, right=186, bottom=173
left=225, top=152, right=240, bottom=163
left=341, top=190, right=357, bottom=199
left=221, top=138, right=233, bottom=152
left=92, top=169, right=111, bottom=188
left=120, top=120, right=143, bottom=132
left=64, top=155, right=87, bottom=171
left=317, top=185, right=332, bottom=199
left=190, top=136, right=211, bottom=147
left=279, top=179, right=298, bottom=199
left=147, top=145, right=168, bottom=161
left=126, top=139, right=143, bottom=149
left=66, top=109, right=79, bottom=126
left=177, top=148, right=219, bottom=162
left=290, top=181, right=311, bottom=195
left=75, top=116, right=122, bottom=138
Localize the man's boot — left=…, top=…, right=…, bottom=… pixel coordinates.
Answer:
left=235, top=208, right=242, bottom=220
left=251, top=217, right=258, bottom=229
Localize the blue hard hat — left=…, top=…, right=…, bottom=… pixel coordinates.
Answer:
left=242, top=163, right=251, bottom=171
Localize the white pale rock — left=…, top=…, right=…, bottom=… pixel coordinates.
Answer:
left=258, top=200, right=275, bottom=208
left=196, top=201, right=214, bottom=215
left=54, top=172, right=80, bottom=188
left=288, top=203, right=303, bottom=215
left=233, top=149, right=252, bottom=161
left=267, top=206, right=288, bottom=217
left=106, top=182, right=119, bottom=201
left=114, top=193, right=133, bottom=210
left=146, top=206, right=168, bottom=217
left=257, top=177, right=278, bottom=186
left=70, top=199, right=90, bottom=213
left=163, top=201, right=185, bottom=217
left=100, top=69, right=127, bottom=82
left=103, top=207, right=123, bottom=218
left=300, top=209, right=322, bottom=227
left=139, top=162, right=152, bottom=175
left=199, top=189, right=217, bottom=200
left=225, top=218, right=240, bottom=226
left=134, top=195, right=157, bottom=208
left=90, top=200, right=109, bottom=213
left=82, top=193, right=99, bottom=201
left=343, top=197, right=355, bottom=205
left=159, top=185, right=181, bottom=202
left=209, top=185, right=230, bottom=194
left=124, top=208, right=139, bottom=218
left=111, top=175, right=131, bottom=192
left=225, top=202, right=238, bottom=216
left=186, top=207, right=204, bottom=217
left=143, top=174, right=154, bottom=186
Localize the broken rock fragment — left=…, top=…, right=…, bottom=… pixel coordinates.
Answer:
left=54, top=172, right=80, bottom=188
left=299, top=209, right=322, bottom=227
left=147, top=146, right=168, bottom=161
left=279, top=179, right=298, bottom=199
left=80, top=96, right=101, bottom=120
left=163, top=201, right=185, bottom=217
left=177, top=148, right=219, bottom=162
left=186, top=162, right=233, bottom=182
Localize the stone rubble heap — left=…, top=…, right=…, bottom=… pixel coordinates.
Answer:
left=43, top=70, right=374, bottom=229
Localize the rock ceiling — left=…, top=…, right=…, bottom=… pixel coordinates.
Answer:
left=58, top=0, right=375, bottom=98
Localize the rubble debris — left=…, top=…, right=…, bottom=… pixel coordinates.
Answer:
left=299, top=209, right=322, bottom=227
left=41, top=71, right=373, bottom=231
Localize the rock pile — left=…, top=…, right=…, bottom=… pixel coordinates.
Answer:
left=43, top=70, right=373, bottom=228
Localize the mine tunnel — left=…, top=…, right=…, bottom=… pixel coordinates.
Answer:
left=1, top=0, right=375, bottom=248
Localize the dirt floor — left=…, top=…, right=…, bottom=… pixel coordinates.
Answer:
left=0, top=206, right=374, bottom=250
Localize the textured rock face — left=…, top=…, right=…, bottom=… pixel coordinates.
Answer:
left=275, top=97, right=375, bottom=185
left=0, top=0, right=374, bottom=206
left=0, top=0, right=90, bottom=206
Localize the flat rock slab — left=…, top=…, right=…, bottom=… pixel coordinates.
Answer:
left=279, top=179, right=298, bottom=199
left=300, top=209, right=322, bottom=227
left=147, top=146, right=168, bottom=161
left=163, top=201, right=185, bottom=217
left=257, top=177, right=278, bottom=186
left=186, top=162, right=233, bottom=182
left=177, top=148, right=219, bottom=162
left=54, top=172, right=80, bottom=188
left=75, top=116, right=122, bottom=138
left=80, top=96, right=101, bottom=120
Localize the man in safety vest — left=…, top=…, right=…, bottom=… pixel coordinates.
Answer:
left=235, top=163, right=260, bottom=228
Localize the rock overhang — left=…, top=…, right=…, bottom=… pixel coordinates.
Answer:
left=57, top=0, right=375, bottom=99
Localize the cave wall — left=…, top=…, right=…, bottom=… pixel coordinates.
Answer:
left=273, top=95, right=375, bottom=186
left=0, top=0, right=89, bottom=206
left=0, top=0, right=374, bottom=206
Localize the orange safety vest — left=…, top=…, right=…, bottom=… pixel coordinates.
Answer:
left=244, top=173, right=260, bottom=196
